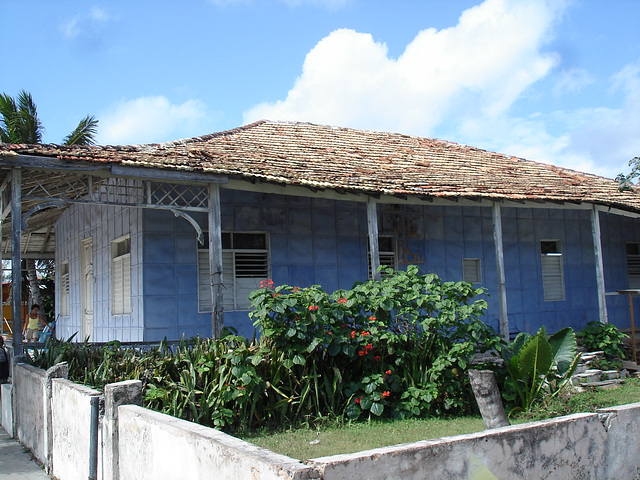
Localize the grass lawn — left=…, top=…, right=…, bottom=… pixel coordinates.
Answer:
left=242, top=377, right=640, bottom=461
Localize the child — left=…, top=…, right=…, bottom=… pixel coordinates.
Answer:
left=22, top=304, right=50, bottom=343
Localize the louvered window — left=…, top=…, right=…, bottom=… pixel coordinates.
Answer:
left=462, top=258, right=482, bottom=284
left=111, top=236, right=131, bottom=315
left=627, top=243, right=640, bottom=289
left=60, top=261, right=70, bottom=316
left=541, top=240, right=565, bottom=302
left=198, top=232, right=269, bottom=312
left=368, top=236, right=397, bottom=278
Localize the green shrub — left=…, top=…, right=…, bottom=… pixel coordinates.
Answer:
left=576, top=321, right=627, bottom=359
left=250, top=265, right=499, bottom=421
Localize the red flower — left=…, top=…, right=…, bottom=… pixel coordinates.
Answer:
left=355, top=396, right=361, bottom=404
left=237, top=386, right=246, bottom=390
left=369, top=316, right=376, bottom=321
left=260, top=279, right=274, bottom=289
left=385, top=369, right=392, bottom=375
left=358, top=350, right=366, bottom=356
left=308, top=305, right=319, bottom=311
left=327, top=331, right=332, bottom=335
left=365, top=343, right=373, bottom=351
left=382, top=391, right=390, bottom=397
left=361, top=331, right=370, bottom=336
left=350, top=331, right=357, bottom=339
left=292, top=287, right=301, bottom=292
left=374, top=355, right=381, bottom=362
left=337, top=297, right=347, bottom=304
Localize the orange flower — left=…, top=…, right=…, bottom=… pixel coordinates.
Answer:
left=308, top=305, right=319, bottom=311
left=369, top=316, right=376, bottom=321
left=382, top=391, right=390, bottom=397
left=337, top=297, right=347, bottom=304
left=260, top=279, right=274, bottom=289
left=350, top=331, right=357, bottom=339
left=361, top=331, right=370, bottom=336
left=385, top=369, right=392, bottom=375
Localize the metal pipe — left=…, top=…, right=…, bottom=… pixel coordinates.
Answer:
left=89, top=395, right=100, bottom=480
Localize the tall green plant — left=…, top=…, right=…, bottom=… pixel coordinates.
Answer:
left=499, top=327, right=581, bottom=414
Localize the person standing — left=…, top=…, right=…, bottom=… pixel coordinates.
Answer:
left=0, top=336, right=9, bottom=383
left=22, top=304, right=49, bottom=343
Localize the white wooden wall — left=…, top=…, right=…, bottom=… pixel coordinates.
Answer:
left=55, top=203, right=143, bottom=342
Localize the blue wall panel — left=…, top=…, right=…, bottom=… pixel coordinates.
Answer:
left=139, top=190, right=640, bottom=342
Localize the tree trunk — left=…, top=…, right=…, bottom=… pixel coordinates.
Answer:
left=26, top=259, right=42, bottom=313
left=469, top=369, right=510, bottom=429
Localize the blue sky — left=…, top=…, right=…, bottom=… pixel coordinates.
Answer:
left=2, top=0, right=640, bottom=179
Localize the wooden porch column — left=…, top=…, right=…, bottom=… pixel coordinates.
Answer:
left=591, top=205, right=608, bottom=323
left=207, top=184, right=224, bottom=338
left=492, top=203, right=509, bottom=341
left=11, top=168, right=23, bottom=356
left=367, top=198, right=381, bottom=280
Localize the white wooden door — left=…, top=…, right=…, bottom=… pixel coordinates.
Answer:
left=81, top=238, right=94, bottom=340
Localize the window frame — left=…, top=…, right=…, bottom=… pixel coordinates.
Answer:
left=198, top=232, right=270, bottom=312
left=367, top=235, right=397, bottom=278
left=540, top=239, right=565, bottom=302
left=626, top=242, right=640, bottom=289
left=462, top=258, right=482, bottom=284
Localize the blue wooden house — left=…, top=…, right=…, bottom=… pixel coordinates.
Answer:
left=2, top=121, right=640, bottom=344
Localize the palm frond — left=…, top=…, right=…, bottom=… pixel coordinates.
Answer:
left=63, top=115, right=99, bottom=145
left=0, top=90, right=43, bottom=143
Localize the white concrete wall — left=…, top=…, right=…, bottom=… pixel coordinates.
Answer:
left=1, top=383, right=12, bottom=435
left=13, top=364, right=48, bottom=462
left=117, top=405, right=320, bottom=480
left=310, top=413, right=608, bottom=479
left=50, top=379, right=102, bottom=480
left=9, top=362, right=640, bottom=480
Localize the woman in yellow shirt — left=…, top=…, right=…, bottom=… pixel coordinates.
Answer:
left=22, top=304, right=49, bottom=343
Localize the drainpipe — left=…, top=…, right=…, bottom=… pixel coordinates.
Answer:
left=89, top=395, right=100, bottom=480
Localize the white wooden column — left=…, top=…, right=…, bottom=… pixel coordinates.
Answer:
left=492, top=203, right=509, bottom=341
left=11, top=168, right=23, bottom=356
left=207, top=184, right=224, bottom=338
left=591, top=205, right=608, bottom=323
left=367, top=198, right=381, bottom=280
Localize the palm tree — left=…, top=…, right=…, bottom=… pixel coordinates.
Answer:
left=0, top=90, right=98, bottom=146
left=0, top=90, right=99, bottom=318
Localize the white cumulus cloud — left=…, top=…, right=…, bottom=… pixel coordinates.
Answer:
left=98, top=96, right=211, bottom=145
left=244, top=0, right=563, bottom=135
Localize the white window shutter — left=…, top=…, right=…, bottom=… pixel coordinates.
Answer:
left=541, top=255, right=565, bottom=302
left=60, top=273, right=70, bottom=316
left=462, top=258, right=482, bottom=284
left=628, top=254, right=640, bottom=289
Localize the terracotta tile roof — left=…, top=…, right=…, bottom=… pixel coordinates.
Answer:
left=2, top=120, right=639, bottom=211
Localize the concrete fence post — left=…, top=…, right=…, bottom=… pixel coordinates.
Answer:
left=103, top=380, right=142, bottom=480
left=44, top=362, right=68, bottom=474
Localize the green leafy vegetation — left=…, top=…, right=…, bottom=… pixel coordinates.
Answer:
left=26, top=267, right=637, bottom=444
left=28, top=267, right=498, bottom=433
left=576, top=321, right=627, bottom=359
left=498, top=327, right=581, bottom=414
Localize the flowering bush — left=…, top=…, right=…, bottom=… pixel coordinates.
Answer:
left=250, top=265, right=498, bottom=421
